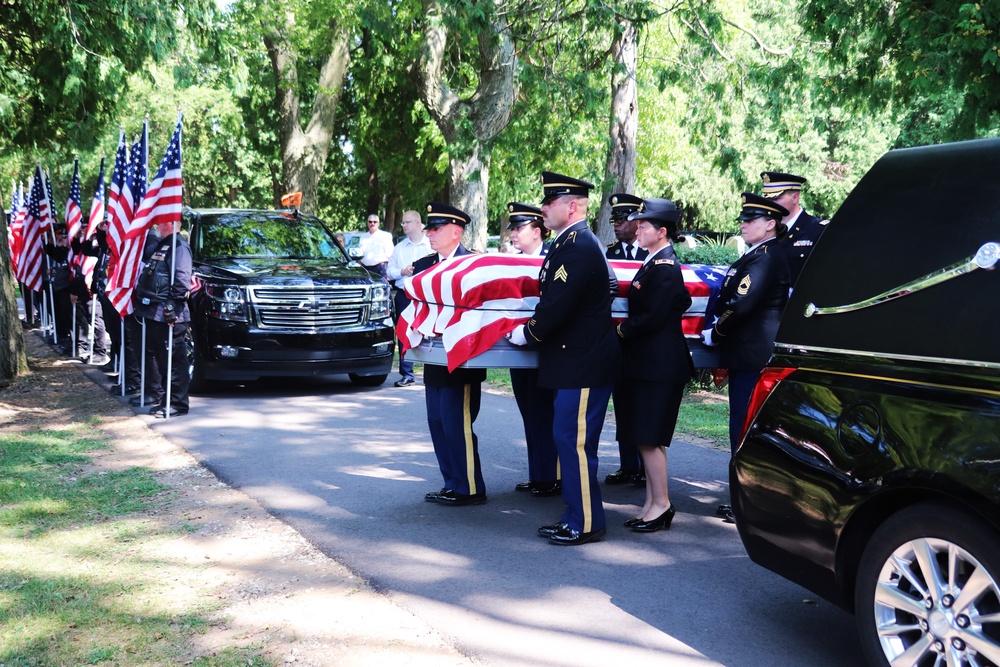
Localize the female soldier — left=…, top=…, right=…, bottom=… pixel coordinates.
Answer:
left=615, top=198, right=694, bottom=532
left=702, top=193, right=791, bottom=520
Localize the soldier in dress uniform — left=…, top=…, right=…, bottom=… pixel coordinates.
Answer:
left=605, top=193, right=648, bottom=262
left=702, top=192, right=790, bottom=522
left=760, top=171, right=828, bottom=284
left=604, top=192, right=649, bottom=486
left=506, top=203, right=560, bottom=497
left=417, top=202, right=489, bottom=507
left=616, top=198, right=694, bottom=533
left=509, top=172, right=623, bottom=546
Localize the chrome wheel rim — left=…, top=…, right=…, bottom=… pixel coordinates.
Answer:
left=874, top=537, right=1000, bottom=666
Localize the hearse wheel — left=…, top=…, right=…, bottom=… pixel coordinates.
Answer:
left=855, top=503, right=1000, bottom=667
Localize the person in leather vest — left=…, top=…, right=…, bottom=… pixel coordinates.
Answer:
left=133, top=218, right=192, bottom=417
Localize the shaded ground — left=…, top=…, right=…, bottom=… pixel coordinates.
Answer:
left=1, top=332, right=472, bottom=666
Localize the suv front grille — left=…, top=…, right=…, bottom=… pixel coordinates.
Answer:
left=250, top=286, right=367, bottom=330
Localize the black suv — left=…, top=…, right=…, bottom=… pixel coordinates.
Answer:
left=184, top=207, right=394, bottom=389
left=731, top=138, right=1000, bottom=666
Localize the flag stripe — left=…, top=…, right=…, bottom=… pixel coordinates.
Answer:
left=397, top=254, right=727, bottom=371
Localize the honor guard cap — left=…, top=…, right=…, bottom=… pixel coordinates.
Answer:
left=628, top=198, right=682, bottom=226
left=506, top=202, right=544, bottom=229
left=609, top=193, right=643, bottom=221
left=540, top=171, right=595, bottom=204
left=761, top=171, right=807, bottom=198
left=424, top=202, right=471, bottom=229
left=738, top=192, right=790, bottom=221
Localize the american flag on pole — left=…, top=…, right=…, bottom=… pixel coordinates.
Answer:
left=65, top=160, right=83, bottom=274
left=107, top=117, right=182, bottom=316
left=43, top=171, right=57, bottom=232
left=85, top=158, right=106, bottom=239
left=397, top=255, right=728, bottom=371
left=17, top=173, right=47, bottom=292
left=36, top=167, right=56, bottom=237
left=8, top=181, right=23, bottom=278
left=65, top=160, right=83, bottom=242
left=106, top=131, right=129, bottom=269
left=74, top=159, right=107, bottom=285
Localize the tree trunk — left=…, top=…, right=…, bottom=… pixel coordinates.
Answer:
left=0, top=211, right=27, bottom=385
left=264, top=21, right=350, bottom=216
left=415, top=0, right=517, bottom=251
left=596, top=20, right=639, bottom=244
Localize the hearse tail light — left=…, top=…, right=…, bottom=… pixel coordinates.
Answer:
left=368, top=284, right=391, bottom=321
left=737, top=366, right=797, bottom=450
left=205, top=283, right=249, bottom=322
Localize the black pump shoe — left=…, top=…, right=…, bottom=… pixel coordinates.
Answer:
left=623, top=517, right=642, bottom=528
left=632, top=505, right=676, bottom=533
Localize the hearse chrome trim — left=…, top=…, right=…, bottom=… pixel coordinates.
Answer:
left=803, top=241, right=999, bottom=318
left=774, top=343, right=1000, bottom=371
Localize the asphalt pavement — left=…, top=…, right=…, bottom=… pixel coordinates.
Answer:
left=112, top=371, right=864, bottom=666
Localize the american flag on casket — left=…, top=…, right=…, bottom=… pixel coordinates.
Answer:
left=397, top=254, right=727, bottom=372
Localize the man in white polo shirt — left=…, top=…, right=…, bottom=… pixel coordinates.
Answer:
left=358, top=213, right=395, bottom=277
left=386, top=209, right=431, bottom=387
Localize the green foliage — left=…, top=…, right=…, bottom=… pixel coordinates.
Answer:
left=800, top=0, right=1000, bottom=139
left=0, top=0, right=216, bottom=156
left=676, top=237, right=740, bottom=266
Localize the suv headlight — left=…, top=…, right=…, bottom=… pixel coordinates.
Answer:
left=369, top=284, right=391, bottom=320
left=205, top=284, right=249, bottom=322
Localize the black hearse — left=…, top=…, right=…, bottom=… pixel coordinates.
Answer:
left=184, top=207, right=394, bottom=389
left=731, top=138, right=1000, bottom=666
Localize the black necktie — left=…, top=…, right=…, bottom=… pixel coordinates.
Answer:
left=625, top=245, right=633, bottom=260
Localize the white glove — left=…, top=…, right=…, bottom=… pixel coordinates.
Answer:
left=701, top=327, right=718, bottom=347
left=507, top=325, right=528, bottom=346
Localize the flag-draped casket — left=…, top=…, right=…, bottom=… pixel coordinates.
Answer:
left=397, top=254, right=726, bottom=372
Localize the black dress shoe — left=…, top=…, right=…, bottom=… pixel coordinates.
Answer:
left=128, top=395, right=160, bottom=407
left=426, top=490, right=487, bottom=506
left=623, top=517, right=642, bottom=528
left=604, top=469, right=639, bottom=485
left=394, top=377, right=415, bottom=387
left=716, top=504, right=732, bottom=516
left=425, top=488, right=451, bottom=501
left=723, top=511, right=736, bottom=524
left=632, top=506, right=676, bottom=533
left=548, top=525, right=607, bottom=546
left=151, top=406, right=188, bottom=418
left=530, top=481, right=562, bottom=497
left=631, top=473, right=647, bottom=486
left=515, top=481, right=533, bottom=492
left=537, top=522, right=569, bottom=538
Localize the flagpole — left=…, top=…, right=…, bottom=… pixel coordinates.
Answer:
left=71, top=299, right=77, bottom=356
left=88, top=294, right=97, bottom=361
left=140, top=319, right=146, bottom=406
left=165, top=227, right=176, bottom=420
left=120, top=319, right=126, bottom=396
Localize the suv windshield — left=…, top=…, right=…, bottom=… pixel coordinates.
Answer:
left=192, top=212, right=348, bottom=262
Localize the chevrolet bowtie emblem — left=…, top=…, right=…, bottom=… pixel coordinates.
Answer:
left=298, top=300, right=322, bottom=312
left=553, top=266, right=569, bottom=282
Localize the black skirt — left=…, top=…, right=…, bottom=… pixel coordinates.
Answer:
left=615, top=378, right=686, bottom=447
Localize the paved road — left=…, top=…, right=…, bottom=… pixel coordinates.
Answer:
left=127, top=373, right=864, bottom=667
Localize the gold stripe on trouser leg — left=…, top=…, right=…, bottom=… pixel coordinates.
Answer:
left=464, top=384, right=476, bottom=495
left=577, top=388, right=591, bottom=533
